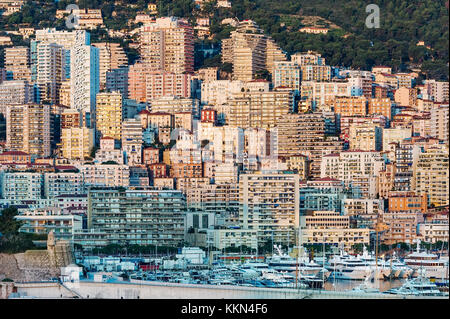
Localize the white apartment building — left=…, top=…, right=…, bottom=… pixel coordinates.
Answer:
left=0, top=172, right=43, bottom=200
left=239, top=171, right=300, bottom=246
left=70, top=44, right=100, bottom=121
left=35, top=42, right=65, bottom=104
left=0, top=80, right=34, bottom=115
left=43, top=172, right=85, bottom=198
left=122, top=118, right=143, bottom=166
left=320, top=151, right=385, bottom=191
left=206, top=229, right=258, bottom=250
left=79, top=164, right=130, bottom=187
left=430, top=104, right=449, bottom=142
left=201, top=80, right=269, bottom=106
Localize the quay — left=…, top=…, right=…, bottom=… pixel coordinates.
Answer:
left=7, top=280, right=448, bottom=299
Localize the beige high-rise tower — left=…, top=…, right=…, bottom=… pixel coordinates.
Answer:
left=6, top=104, right=51, bottom=157
left=139, top=17, right=194, bottom=74
left=221, top=20, right=286, bottom=81
left=4, top=46, right=31, bottom=81
left=95, top=91, right=123, bottom=142
left=92, top=42, right=128, bottom=90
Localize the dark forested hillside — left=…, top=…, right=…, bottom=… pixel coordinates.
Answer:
left=0, top=0, right=448, bottom=79
left=226, top=0, right=449, bottom=80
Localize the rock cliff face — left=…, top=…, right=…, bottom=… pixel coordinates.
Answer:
left=0, top=231, right=73, bottom=282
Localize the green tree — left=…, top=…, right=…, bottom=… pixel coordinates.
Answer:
left=0, top=207, right=22, bottom=235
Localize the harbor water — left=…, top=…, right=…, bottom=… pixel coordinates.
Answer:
left=323, top=279, right=406, bottom=292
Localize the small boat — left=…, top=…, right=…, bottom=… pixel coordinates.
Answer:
left=351, top=276, right=381, bottom=294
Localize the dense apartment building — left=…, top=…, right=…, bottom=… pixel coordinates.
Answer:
left=70, top=43, right=100, bottom=118
left=95, top=137, right=123, bottom=164
left=35, top=42, right=65, bottom=105
left=139, top=17, right=194, bottom=74
left=150, top=96, right=199, bottom=116
left=61, top=127, right=94, bottom=160
left=0, top=172, right=43, bottom=200
left=343, top=198, right=385, bottom=229
left=146, top=71, right=191, bottom=100
left=394, top=87, right=418, bottom=107
left=320, top=150, right=385, bottom=198
left=200, top=79, right=269, bottom=106
left=122, top=118, right=143, bottom=166
left=273, top=61, right=301, bottom=94
left=4, top=46, right=31, bottom=81
left=0, top=80, right=34, bottom=115
left=348, top=76, right=373, bottom=99
left=300, top=65, right=331, bottom=82
left=368, top=98, right=392, bottom=119
left=239, top=171, right=300, bottom=246
left=227, top=89, right=293, bottom=129
left=15, top=207, right=83, bottom=241
left=95, top=92, right=123, bottom=142
left=291, top=51, right=326, bottom=66
left=277, top=112, right=343, bottom=179
left=299, top=179, right=352, bottom=215
left=92, top=42, right=128, bottom=90
left=43, top=172, right=85, bottom=198
left=413, top=145, right=449, bottom=207
left=5, top=104, right=51, bottom=157
left=430, top=104, right=449, bottom=142
left=87, top=188, right=186, bottom=247
left=79, top=164, right=130, bottom=187
left=33, top=28, right=90, bottom=80
left=423, top=80, right=449, bottom=103
left=382, top=191, right=427, bottom=244
left=221, top=20, right=286, bottom=81
left=106, top=67, right=129, bottom=98
left=300, top=80, right=350, bottom=108
left=300, top=211, right=370, bottom=248
left=348, top=122, right=383, bottom=151
left=332, top=96, right=367, bottom=117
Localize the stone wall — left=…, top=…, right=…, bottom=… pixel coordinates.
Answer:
left=0, top=232, right=73, bottom=282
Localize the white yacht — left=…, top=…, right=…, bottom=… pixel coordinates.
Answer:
left=240, top=261, right=270, bottom=273
left=327, top=248, right=390, bottom=281
left=351, top=276, right=381, bottom=294
left=357, top=247, right=392, bottom=280
left=404, top=240, right=449, bottom=280
left=384, top=269, right=446, bottom=296
left=267, top=246, right=324, bottom=277
left=329, top=257, right=373, bottom=280
left=388, top=252, right=414, bottom=278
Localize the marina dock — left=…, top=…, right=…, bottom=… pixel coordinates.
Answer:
left=9, top=280, right=448, bottom=299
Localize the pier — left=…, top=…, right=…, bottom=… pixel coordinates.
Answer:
left=10, top=280, right=447, bottom=299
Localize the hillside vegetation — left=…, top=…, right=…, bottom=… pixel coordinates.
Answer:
left=0, top=0, right=448, bottom=79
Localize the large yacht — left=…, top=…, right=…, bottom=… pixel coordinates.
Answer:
left=327, top=247, right=390, bottom=280
left=403, top=241, right=449, bottom=280
left=267, top=246, right=325, bottom=277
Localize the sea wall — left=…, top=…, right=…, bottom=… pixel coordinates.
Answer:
left=0, top=233, right=73, bottom=282
left=13, top=280, right=443, bottom=299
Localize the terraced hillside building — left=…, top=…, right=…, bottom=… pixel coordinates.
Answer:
left=221, top=20, right=286, bottom=81
left=139, top=17, right=194, bottom=74
left=277, top=112, right=343, bottom=179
